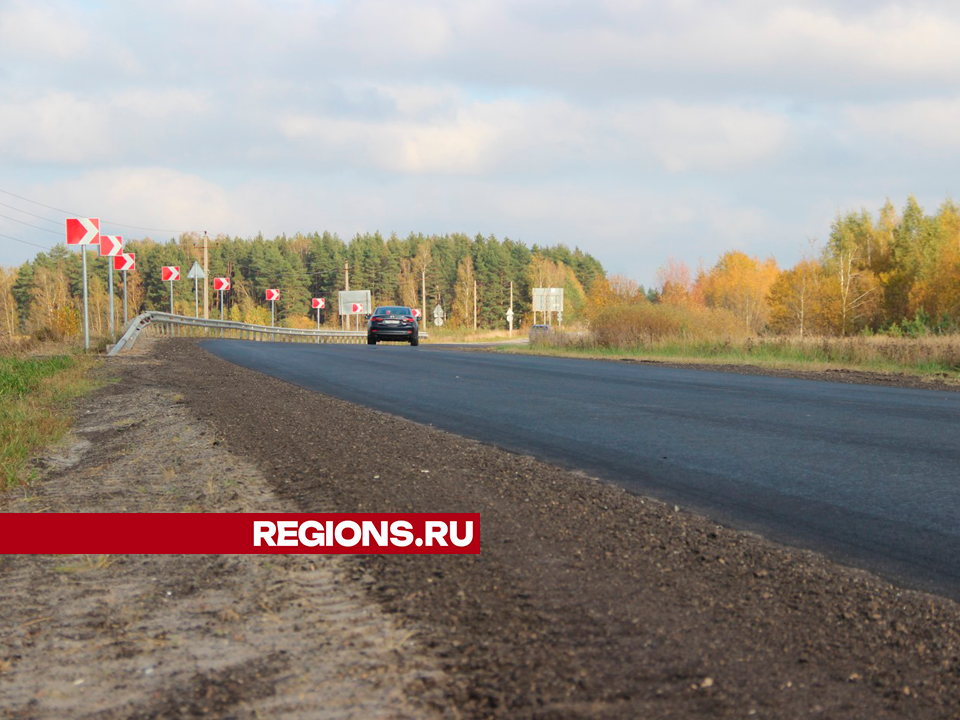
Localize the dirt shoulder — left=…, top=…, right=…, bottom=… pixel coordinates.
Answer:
left=0, top=341, right=446, bottom=720
left=134, top=338, right=960, bottom=719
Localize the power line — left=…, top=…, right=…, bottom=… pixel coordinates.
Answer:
left=0, top=187, right=188, bottom=235
left=0, top=212, right=64, bottom=236
left=0, top=200, right=62, bottom=227
left=0, top=231, right=54, bottom=251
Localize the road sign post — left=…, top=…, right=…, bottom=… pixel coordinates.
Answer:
left=213, top=278, right=230, bottom=320
left=266, top=289, right=279, bottom=327
left=186, top=261, right=205, bottom=318
left=99, top=235, right=122, bottom=336
left=66, top=218, right=100, bottom=350
left=162, top=266, right=180, bottom=313
left=114, top=254, right=135, bottom=324
left=312, top=297, right=325, bottom=329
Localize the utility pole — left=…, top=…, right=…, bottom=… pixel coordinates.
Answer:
left=509, top=280, right=514, bottom=337
left=421, top=267, right=426, bottom=326
left=473, top=279, right=477, bottom=331
left=343, top=261, right=349, bottom=330
left=202, top=231, right=209, bottom=319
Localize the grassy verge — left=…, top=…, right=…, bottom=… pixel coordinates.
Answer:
left=422, top=327, right=519, bottom=343
left=499, top=333, right=960, bottom=380
left=0, top=353, right=100, bottom=488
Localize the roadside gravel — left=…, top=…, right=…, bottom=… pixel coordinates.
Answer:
left=1, top=342, right=445, bottom=720
left=148, top=339, right=960, bottom=720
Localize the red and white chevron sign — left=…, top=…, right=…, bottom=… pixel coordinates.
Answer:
left=266, top=288, right=279, bottom=301
left=213, top=277, right=230, bottom=292
left=312, top=297, right=325, bottom=309
left=65, top=218, right=100, bottom=245
left=162, top=266, right=180, bottom=282
left=99, top=235, right=123, bottom=257
left=114, top=253, right=135, bottom=271
left=411, top=308, right=421, bottom=319
left=351, top=302, right=364, bottom=313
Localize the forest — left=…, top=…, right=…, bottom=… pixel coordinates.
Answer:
left=0, top=231, right=604, bottom=339
left=590, top=195, right=960, bottom=341
left=2, top=195, right=959, bottom=344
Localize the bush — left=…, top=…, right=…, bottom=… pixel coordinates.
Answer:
left=590, top=303, right=748, bottom=347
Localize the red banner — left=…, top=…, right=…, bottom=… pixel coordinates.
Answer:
left=0, top=513, right=479, bottom=554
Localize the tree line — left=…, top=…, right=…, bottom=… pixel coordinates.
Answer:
left=1, top=231, right=605, bottom=339
left=588, top=196, right=960, bottom=338
left=4, top=195, right=957, bottom=343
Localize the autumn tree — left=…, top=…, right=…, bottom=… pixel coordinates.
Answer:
left=767, top=259, right=821, bottom=336
left=656, top=258, right=694, bottom=306
left=696, top=251, right=779, bottom=331
left=450, top=256, right=476, bottom=328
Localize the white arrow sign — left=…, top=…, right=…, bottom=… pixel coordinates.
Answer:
left=99, top=235, right=123, bottom=257
left=114, top=253, right=135, bottom=271
left=65, top=218, right=100, bottom=246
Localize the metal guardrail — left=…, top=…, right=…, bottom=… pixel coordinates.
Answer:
left=108, top=312, right=425, bottom=356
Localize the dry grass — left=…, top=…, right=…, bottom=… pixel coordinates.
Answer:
left=422, top=326, right=518, bottom=343
left=516, top=304, right=960, bottom=379
left=0, top=352, right=100, bottom=488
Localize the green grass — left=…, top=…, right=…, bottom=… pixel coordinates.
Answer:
left=500, top=335, right=960, bottom=380
left=0, top=354, right=99, bottom=488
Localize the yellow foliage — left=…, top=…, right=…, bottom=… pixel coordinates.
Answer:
left=696, top=251, right=779, bottom=332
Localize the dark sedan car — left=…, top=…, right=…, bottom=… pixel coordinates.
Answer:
left=367, top=306, right=419, bottom=345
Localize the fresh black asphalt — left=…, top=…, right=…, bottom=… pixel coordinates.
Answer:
left=202, top=340, right=960, bottom=598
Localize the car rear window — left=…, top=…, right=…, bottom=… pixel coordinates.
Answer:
left=373, top=307, right=412, bottom=316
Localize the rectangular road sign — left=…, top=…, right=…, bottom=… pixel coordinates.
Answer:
left=532, top=287, right=564, bottom=312
left=99, top=235, right=122, bottom=256
left=65, top=218, right=100, bottom=245
left=114, top=253, right=135, bottom=271
left=162, top=266, right=180, bottom=282
left=338, top=290, right=372, bottom=315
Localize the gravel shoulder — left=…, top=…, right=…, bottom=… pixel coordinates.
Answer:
left=148, top=338, right=960, bottom=719
left=0, top=340, right=446, bottom=720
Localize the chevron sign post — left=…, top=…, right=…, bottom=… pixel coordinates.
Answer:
left=66, top=218, right=100, bottom=351
left=312, top=297, right=325, bottom=329
left=98, top=235, right=122, bottom=336
left=114, top=253, right=135, bottom=324
left=162, top=266, right=180, bottom=313
left=266, top=289, right=279, bottom=327
left=214, top=278, right=230, bottom=319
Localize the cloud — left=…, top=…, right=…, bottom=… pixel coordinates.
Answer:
left=3, top=0, right=960, bottom=285
left=843, top=98, right=960, bottom=152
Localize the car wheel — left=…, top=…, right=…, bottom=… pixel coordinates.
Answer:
left=410, top=335, right=419, bottom=346
left=367, top=336, right=377, bottom=345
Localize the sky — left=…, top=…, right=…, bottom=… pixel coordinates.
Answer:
left=1, top=0, right=960, bottom=286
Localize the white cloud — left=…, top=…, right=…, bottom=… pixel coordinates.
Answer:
left=843, top=98, right=960, bottom=152
left=43, top=168, right=243, bottom=238
left=3, top=0, right=960, bottom=284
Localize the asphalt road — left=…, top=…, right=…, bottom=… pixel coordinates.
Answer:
left=202, top=340, right=960, bottom=598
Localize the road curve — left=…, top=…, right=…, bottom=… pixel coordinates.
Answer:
left=202, top=340, right=960, bottom=598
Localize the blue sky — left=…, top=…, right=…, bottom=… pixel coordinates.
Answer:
left=2, top=0, right=959, bottom=286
